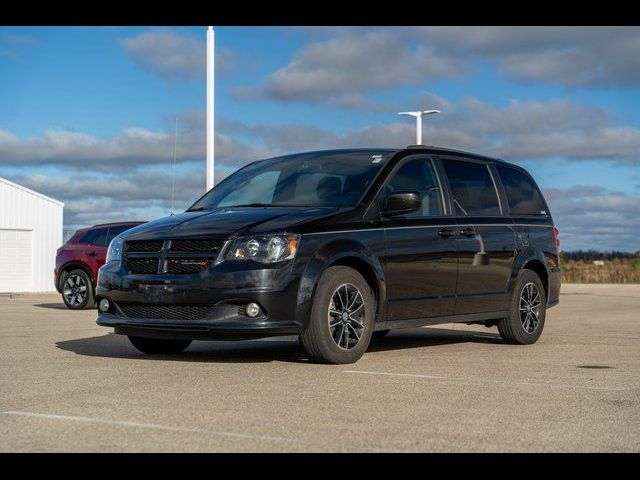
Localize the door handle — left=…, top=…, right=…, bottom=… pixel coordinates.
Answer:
left=87, top=251, right=97, bottom=257
left=459, top=227, right=476, bottom=237
left=438, top=228, right=456, bottom=238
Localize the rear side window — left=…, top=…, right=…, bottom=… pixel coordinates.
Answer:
left=79, top=228, right=108, bottom=246
left=496, top=165, right=547, bottom=216
left=442, top=159, right=501, bottom=216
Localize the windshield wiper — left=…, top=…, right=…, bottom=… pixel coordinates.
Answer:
left=186, top=207, right=209, bottom=212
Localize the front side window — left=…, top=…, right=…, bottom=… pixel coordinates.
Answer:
left=495, top=164, right=547, bottom=216
left=79, top=228, right=108, bottom=246
left=189, top=151, right=393, bottom=211
left=442, top=159, right=501, bottom=216
left=385, top=157, right=444, bottom=217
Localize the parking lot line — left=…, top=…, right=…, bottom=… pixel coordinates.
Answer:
left=2, top=410, right=415, bottom=452
left=343, top=370, right=632, bottom=392
left=2, top=411, right=293, bottom=444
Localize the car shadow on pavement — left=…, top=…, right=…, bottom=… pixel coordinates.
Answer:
left=35, top=303, right=70, bottom=310
left=369, top=327, right=503, bottom=353
left=55, top=327, right=503, bottom=364
left=57, top=333, right=309, bottom=363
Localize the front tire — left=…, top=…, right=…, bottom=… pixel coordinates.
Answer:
left=61, top=269, right=95, bottom=310
left=128, top=336, right=192, bottom=354
left=300, top=266, right=375, bottom=364
left=498, top=269, right=547, bottom=345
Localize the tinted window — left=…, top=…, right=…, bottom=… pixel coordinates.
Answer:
left=189, top=151, right=392, bottom=210
left=106, top=225, right=134, bottom=246
left=496, top=165, right=547, bottom=216
left=442, top=159, right=500, bottom=216
left=386, top=158, right=443, bottom=217
left=79, top=228, right=108, bottom=246
left=218, top=171, right=280, bottom=207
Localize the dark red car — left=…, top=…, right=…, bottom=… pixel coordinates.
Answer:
left=55, top=222, right=145, bottom=309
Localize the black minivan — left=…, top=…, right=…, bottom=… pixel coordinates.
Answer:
left=97, top=147, right=561, bottom=364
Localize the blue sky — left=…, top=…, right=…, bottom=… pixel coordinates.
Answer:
left=1, top=26, right=639, bottom=251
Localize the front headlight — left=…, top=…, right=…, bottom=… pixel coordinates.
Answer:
left=106, top=236, right=124, bottom=263
left=224, top=234, right=300, bottom=264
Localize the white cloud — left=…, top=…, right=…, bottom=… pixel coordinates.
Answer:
left=0, top=29, right=37, bottom=59
left=235, top=29, right=467, bottom=106
left=2, top=99, right=638, bottom=174
left=544, top=186, right=640, bottom=251
left=120, top=30, right=234, bottom=81
left=0, top=123, right=266, bottom=171
left=221, top=98, right=640, bottom=166
left=237, top=26, right=640, bottom=109
left=409, top=26, right=640, bottom=88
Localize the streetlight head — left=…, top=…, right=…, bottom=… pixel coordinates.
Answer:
left=397, top=108, right=442, bottom=145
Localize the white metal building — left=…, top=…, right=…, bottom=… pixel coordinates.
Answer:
left=0, top=176, right=64, bottom=293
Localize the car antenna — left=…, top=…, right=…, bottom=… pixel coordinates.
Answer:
left=398, top=109, right=440, bottom=145
left=170, top=114, right=179, bottom=216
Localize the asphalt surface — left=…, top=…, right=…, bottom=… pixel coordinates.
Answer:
left=1, top=284, right=638, bottom=452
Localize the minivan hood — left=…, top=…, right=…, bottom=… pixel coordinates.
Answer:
left=122, top=206, right=339, bottom=240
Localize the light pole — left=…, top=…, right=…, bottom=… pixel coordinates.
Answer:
left=398, top=110, right=440, bottom=145
left=206, top=26, right=215, bottom=191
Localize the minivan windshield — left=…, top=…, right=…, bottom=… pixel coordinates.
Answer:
left=188, top=151, right=393, bottom=211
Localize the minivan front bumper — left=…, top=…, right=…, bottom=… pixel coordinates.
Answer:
left=96, top=259, right=304, bottom=340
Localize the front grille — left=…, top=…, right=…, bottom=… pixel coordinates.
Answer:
left=170, top=239, right=223, bottom=253
left=167, top=258, right=211, bottom=274
left=126, top=240, right=163, bottom=253
left=118, top=303, right=216, bottom=321
left=127, top=258, right=159, bottom=274
left=123, top=238, right=225, bottom=275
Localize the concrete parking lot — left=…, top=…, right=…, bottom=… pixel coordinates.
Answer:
left=1, top=284, right=638, bottom=452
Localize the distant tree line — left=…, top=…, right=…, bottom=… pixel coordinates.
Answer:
left=560, top=250, right=640, bottom=261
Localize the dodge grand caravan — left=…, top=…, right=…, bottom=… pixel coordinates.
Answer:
left=96, top=147, right=561, bottom=364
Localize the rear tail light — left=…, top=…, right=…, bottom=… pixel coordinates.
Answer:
left=553, top=225, right=560, bottom=253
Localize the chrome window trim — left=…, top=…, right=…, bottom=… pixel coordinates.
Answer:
left=305, top=223, right=553, bottom=236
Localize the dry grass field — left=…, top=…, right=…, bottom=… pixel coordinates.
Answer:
left=560, top=257, right=640, bottom=284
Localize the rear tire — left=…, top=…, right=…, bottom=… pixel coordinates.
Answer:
left=61, top=269, right=95, bottom=310
left=498, top=269, right=546, bottom=345
left=300, top=266, right=374, bottom=364
left=128, top=336, right=192, bottom=354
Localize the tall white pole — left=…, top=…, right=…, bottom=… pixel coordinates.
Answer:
left=206, top=26, right=215, bottom=191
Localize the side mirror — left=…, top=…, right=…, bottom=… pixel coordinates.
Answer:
left=382, top=191, right=421, bottom=217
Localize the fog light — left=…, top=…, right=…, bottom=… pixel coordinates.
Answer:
left=98, top=299, right=110, bottom=313
left=246, top=302, right=261, bottom=318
